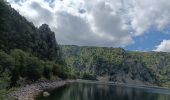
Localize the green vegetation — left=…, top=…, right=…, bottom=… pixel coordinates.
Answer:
left=61, top=45, right=126, bottom=77
left=1, top=0, right=170, bottom=99
left=0, top=0, right=71, bottom=99
left=62, top=45, right=170, bottom=87
left=0, top=49, right=70, bottom=87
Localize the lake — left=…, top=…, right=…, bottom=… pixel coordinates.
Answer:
left=37, top=81, right=170, bottom=100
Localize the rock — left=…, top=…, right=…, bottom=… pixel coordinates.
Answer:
left=9, top=80, right=73, bottom=100
left=43, top=91, right=50, bottom=97
left=109, top=60, right=155, bottom=85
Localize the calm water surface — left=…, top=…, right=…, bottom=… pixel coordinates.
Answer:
left=38, top=82, right=170, bottom=100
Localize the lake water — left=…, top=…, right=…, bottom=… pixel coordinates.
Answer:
left=37, top=81, right=170, bottom=100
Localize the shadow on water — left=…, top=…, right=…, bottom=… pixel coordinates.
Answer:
left=37, top=82, right=170, bottom=100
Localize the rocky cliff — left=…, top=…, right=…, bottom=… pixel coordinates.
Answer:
left=62, top=45, right=170, bottom=87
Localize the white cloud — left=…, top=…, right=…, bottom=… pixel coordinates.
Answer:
left=7, top=0, right=170, bottom=47
left=53, top=11, right=133, bottom=47
left=155, top=40, right=170, bottom=52
left=130, top=0, right=170, bottom=35
left=7, top=0, right=54, bottom=26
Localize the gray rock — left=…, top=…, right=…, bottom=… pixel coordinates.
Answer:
left=43, top=91, right=50, bottom=97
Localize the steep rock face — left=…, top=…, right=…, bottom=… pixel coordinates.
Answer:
left=38, top=24, right=62, bottom=61
left=110, top=60, right=155, bottom=85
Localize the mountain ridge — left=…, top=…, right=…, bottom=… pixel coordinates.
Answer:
left=61, top=45, right=170, bottom=87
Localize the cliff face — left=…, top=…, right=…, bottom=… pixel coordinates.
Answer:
left=109, top=60, right=155, bottom=85
left=62, top=45, right=170, bottom=87
left=38, top=24, right=62, bottom=61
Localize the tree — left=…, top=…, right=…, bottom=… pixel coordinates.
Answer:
left=10, top=67, right=19, bottom=87
left=0, top=50, right=14, bottom=74
left=43, top=62, right=53, bottom=79
left=10, top=49, right=43, bottom=81
left=23, top=57, right=43, bottom=81
left=52, top=64, right=68, bottom=79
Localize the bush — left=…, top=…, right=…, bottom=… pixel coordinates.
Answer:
left=52, top=64, right=69, bottom=79
left=0, top=50, right=15, bottom=87
left=82, top=73, right=97, bottom=80
left=10, top=49, right=43, bottom=84
left=43, top=62, right=53, bottom=79
left=0, top=50, right=14, bottom=74
left=22, top=57, right=43, bottom=81
left=0, top=49, right=70, bottom=87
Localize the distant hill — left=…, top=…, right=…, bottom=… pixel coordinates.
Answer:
left=61, top=45, right=170, bottom=87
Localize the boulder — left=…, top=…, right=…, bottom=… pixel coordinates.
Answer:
left=43, top=91, right=50, bottom=97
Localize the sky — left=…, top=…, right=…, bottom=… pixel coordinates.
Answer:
left=7, top=0, right=170, bottom=52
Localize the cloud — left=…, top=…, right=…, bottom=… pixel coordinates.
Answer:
left=129, top=0, right=170, bottom=35
left=155, top=40, right=170, bottom=52
left=7, top=0, right=170, bottom=47
left=53, top=11, right=133, bottom=47
left=7, top=0, right=54, bottom=26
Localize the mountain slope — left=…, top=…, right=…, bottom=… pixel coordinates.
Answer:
left=0, top=0, right=63, bottom=62
left=62, top=45, right=170, bottom=87
left=0, top=0, right=70, bottom=92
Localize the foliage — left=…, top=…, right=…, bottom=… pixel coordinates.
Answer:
left=62, top=45, right=170, bottom=87
left=62, top=45, right=125, bottom=76
left=22, top=57, right=43, bottom=81
left=82, top=73, right=97, bottom=80
left=0, top=0, right=70, bottom=90
left=0, top=0, right=63, bottom=63
left=0, top=50, right=14, bottom=74
left=43, top=61, right=53, bottom=79
left=52, top=63, right=69, bottom=79
left=0, top=49, right=69, bottom=87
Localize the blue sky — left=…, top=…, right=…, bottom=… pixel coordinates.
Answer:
left=7, top=0, right=170, bottom=52
left=126, top=27, right=170, bottom=51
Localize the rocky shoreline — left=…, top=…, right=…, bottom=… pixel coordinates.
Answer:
left=9, top=80, right=74, bottom=100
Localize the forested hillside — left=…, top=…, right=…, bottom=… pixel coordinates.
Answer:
left=0, top=0, right=71, bottom=94
left=62, top=45, right=170, bottom=87
left=1, top=0, right=170, bottom=97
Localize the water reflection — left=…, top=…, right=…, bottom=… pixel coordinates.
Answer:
left=38, top=82, right=170, bottom=100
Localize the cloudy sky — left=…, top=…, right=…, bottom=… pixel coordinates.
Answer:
left=7, top=0, right=170, bottom=52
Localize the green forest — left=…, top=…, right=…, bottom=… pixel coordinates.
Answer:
left=0, top=0, right=72, bottom=98
left=62, top=45, right=170, bottom=87
left=1, top=0, right=170, bottom=99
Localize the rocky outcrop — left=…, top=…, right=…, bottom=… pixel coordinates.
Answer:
left=109, top=60, right=155, bottom=85
left=38, top=24, right=61, bottom=61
